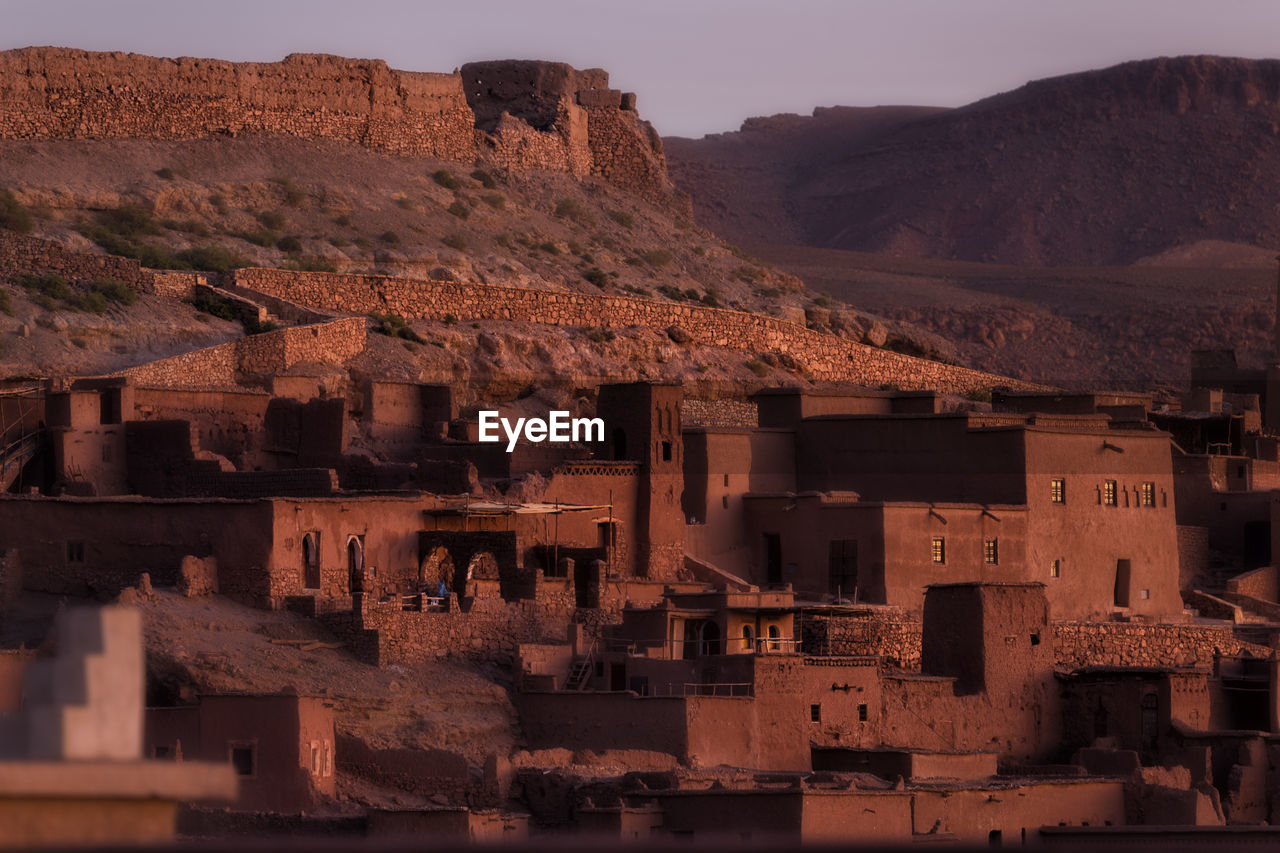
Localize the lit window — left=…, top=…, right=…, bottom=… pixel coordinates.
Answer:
left=1050, top=559, right=1061, bottom=579
left=931, top=537, right=946, bottom=564
left=984, top=539, right=999, bottom=565
left=1141, top=482, right=1155, bottom=508
left=1103, top=480, right=1117, bottom=506
left=1050, top=478, right=1065, bottom=504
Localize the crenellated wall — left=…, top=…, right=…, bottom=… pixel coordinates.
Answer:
left=235, top=267, right=1043, bottom=394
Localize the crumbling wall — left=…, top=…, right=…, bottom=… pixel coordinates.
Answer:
left=0, top=49, right=677, bottom=204
left=800, top=611, right=922, bottom=670
left=234, top=269, right=1040, bottom=394
left=0, top=232, right=157, bottom=291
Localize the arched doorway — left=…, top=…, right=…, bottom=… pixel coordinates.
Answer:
left=347, top=536, right=364, bottom=594
left=698, top=622, right=722, bottom=657
left=741, top=625, right=754, bottom=652
left=419, top=546, right=454, bottom=596
left=301, top=532, right=320, bottom=590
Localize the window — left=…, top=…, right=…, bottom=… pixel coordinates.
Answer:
left=741, top=624, right=754, bottom=651
left=767, top=624, right=781, bottom=652
left=1141, top=482, right=1155, bottom=508
left=828, top=539, right=858, bottom=598
left=66, top=541, right=85, bottom=563
left=152, top=745, right=171, bottom=759
left=101, top=443, right=113, bottom=463
left=1140, top=588, right=1150, bottom=600
left=1050, top=478, right=1065, bottom=504
left=721, top=495, right=728, bottom=509
left=1049, top=559, right=1061, bottom=579
left=857, top=703, right=868, bottom=722
left=1103, top=480, right=1117, bottom=506
left=302, top=532, right=321, bottom=590
left=931, top=537, right=946, bottom=564
left=311, top=741, right=320, bottom=774
left=723, top=474, right=730, bottom=487
left=660, top=441, right=672, bottom=462
left=810, top=704, right=822, bottom=723
left=984, top=538, right=999, bottom=565
left=230, top=744, right=255, bottom=777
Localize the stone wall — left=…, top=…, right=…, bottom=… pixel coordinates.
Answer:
left=681, top=398, right=759, bottom=429
left=116, top=316, right=366, bottom=390
left=803, top=610, right=1274, bottom=673
left=0, top=232, right=153, bottom=290
left=1052, top=621, right=1272, bottom=670
left=235, top=268, right=1042, bottom=394
left=0, top=49, right=677, bottom=206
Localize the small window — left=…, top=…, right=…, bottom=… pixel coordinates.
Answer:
left=1141, top=482, right=1155, bottom=508
left=810, top=703, right=821, bottom=723
left=311, top=741, right=320, bottom=774
left=1140, top=588, right=1150, bottom=600
left=1030, top=632, right=1041, bottom=646
left=741, top=625, right=754, bottom=651
left=230, top=744, right=255, bottom=777
left=721, top=495, right=728, bottom=509
left=152, top=745, right=171, bottom=759
left=931, top=537, right=946, bottom=564
left=1050, top=478, right=1065, bottom=504
left=66, top=541, right=85, bottom=563
left=723, top=474, right=729, bottom=487
left=857, top=703, right=868, bottom=722
left=324, top=741, right=333, bottom=776
left=661, top=441, right=672, bottom=462
left=1049, top=559, right=1061, bottom=579
left=984, top=538, right=999, bottom=565
left=1103, top=480, right=1117, bottom=506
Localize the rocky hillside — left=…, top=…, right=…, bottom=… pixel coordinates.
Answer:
left=668, top=56, right=1280, bottom=266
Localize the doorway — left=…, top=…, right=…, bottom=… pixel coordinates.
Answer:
left=1113, top=559, right=1131, bottom=608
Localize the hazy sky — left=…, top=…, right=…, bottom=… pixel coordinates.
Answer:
left=5, top=0, right=1280, bottom=137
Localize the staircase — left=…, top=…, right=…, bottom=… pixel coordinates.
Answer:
left=564, top=657, right=592, bottom=691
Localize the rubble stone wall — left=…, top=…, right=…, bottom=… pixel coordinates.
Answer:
left=0, top=232, right=154, bottom=290
left=117, top=317, right=366, bottom=390
left=236, top=268, right=1041, bottom=394
left=0, top=48, right=676, bottom=204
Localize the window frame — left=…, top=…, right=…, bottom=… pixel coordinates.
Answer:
left=1140, top=482, right=1155, bottom=508
left=1050, top=478, right=1066, bottom=504
left=931, top=536, right=946, bottom=564
left=1103, top=480, right=1117, bottom=507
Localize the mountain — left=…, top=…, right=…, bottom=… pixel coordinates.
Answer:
left=667, top=56, right=1280, bottom=266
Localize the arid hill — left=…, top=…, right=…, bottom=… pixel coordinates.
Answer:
left=668, top=56, right=1280, bottom=266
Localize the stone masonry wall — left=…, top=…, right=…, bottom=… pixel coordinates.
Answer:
left=235, top=268, right=1044, bottom=394
left=803, top=611, right=1273, bottom=673
left=116, top=316, right=366, bottom=390
left=0, top=48, right=676, bottom=205
left=0, top=232, right=154, bottom=290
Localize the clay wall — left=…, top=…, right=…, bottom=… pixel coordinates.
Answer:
left=0, top=550, right=20, bottom=616
left=233, top=268, right=1040, bottom=394
left=132, top=388, right=269, bottom=468
left=0, top=495, right=272, bottom=597
left=336, top=734, right=472, bottom=805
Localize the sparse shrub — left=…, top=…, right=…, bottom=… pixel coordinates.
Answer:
left=189, top=291, right=238, bottom=322
left=757, top=285, right=782, bottom=299
left=91, top=278, right=138, bottom=306
left=71, top=337, right=88, bottom=349
left=20, top=273, right=72, bottom=302
left=700, top=290, right=720, bottom=308
left=177, top=246, right=245, bottom=273
left=328, top=235, right=349, bottom=248
left=354, top=236, right=373, bottom=251
left=276, top=235, right=303, bottom=254
left=0, top=288, right=10, bottom=316
left=554, top=198, right=594, bottom=226
left=582, top=267, right=609, bottom=288
left=72, top=291, right=110, bottom=313
left=447, top=200, right=470, bottom=219
left=396, top=325, right=426, bottom=344
left=272, top=176, right=305, bottom=206
left=471, top=323, right=481, bottom=329
left=333, top=213, right=351, bottom=227
left=966, top=387, right=993, bottom=403
left=607, top=209, right=634, bottom=229
left=586, top=328, right=616, bottom=343
left=568, top=240, right=584, bottom=255
left=879, top=382, right=900, bottom=392
left=692, top=246, right=706, bottom=256
left=208, top=193, right=228, bottom=215
left=441, top=233, right=468, bottom=250
left=470, top=169, right=496, bottom=188
left=745, top=359, right=769, bottom=377
left=443, top=313, right=458, bottom=326
left=155, top=167, right=176, bottom=181
left=282, top=257, right=338, bottom=273
left=379, top=231, right=401, bottom=245
left=812, top=293, right=832, bottom=308
left=432, top=170, right=460, bottom=190
left=161, top=218, right=210, bottom=237
left=735, top=265, right=763, bottom=283
left=537, top=241, right=560, bottom=255
left=257, top=210, right=287, bottom=230
left=481, top=193, right=505, bottom=210
left=98, top=204, right=162, bottom=238
left=234, top=229, right=277, bottom=248
left=495, top=233, right=513, bottom=249
left=642, top=249, right=673, bottom=267
left=394, top=197, right=414, bottom=210
left=658, top=284, right=687, bottom=302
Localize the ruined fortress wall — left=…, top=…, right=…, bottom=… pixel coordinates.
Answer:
left=117, top=317, right=366, bottom=390
left=236, top=268, right=1039, bottom=393
left=0, top=49, right=676, bottom=203
left=0, top=49, right=477, bottom=161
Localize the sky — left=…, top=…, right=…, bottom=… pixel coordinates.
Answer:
left=5, top=0, right=1280, bottom=137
